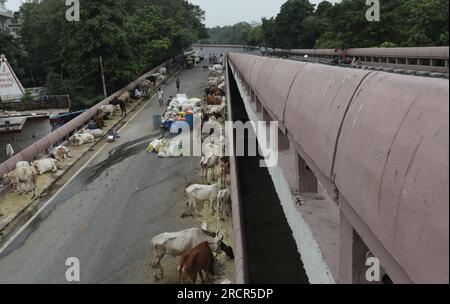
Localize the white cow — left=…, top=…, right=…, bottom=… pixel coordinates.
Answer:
left=200, top=154, right=218, bottom=183
left=51, top=145, right=72, bottom=161
left=185, top=184, right=220, bottom=216
left=151, top=227, right=225, bottom=280
left=216, top=189, right=231, bottom=221
left=72, top=133, right=95, bottom=146
left=81, top=128, right=103, bottom=138
left=100, top=104, right=119, bottom=116
left=159, top=67, right=167, bottom=75
left=202, top=142, right=223, bottom=157
left=7, top=163, right=38, bottom=197
left=32, top=158, right=60, bottom=175
left=16, top=161, right=31, bottom=168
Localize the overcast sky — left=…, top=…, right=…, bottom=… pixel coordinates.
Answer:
left=6, top=0, right=337, bottom=28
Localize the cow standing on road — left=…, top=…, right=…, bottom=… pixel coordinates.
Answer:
left=178, top=241, right=214, bottom=284
left=151, top=227, right=233, bottom=280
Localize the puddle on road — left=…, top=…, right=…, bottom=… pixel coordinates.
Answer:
left=85, top=134, right=157, bottom=185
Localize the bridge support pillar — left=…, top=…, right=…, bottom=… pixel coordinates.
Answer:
left=339, top=211, right=375, bottom=284
left=296, top=153, right=318, bottom=193
left=255, top=96, right=262, bottom=113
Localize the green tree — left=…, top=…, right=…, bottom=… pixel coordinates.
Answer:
left=261, top=17, right=276, bottom=47
left=19, top=0, right=206, bottom=108
left=205, top=22, right=253, bottom=45
left=0, top=33, right=26, bottom=80
left=243, top=26, right=263, bottom=46
left=272, top=0, right=316, bottom=48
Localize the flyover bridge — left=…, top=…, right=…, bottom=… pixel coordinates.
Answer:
left=226, top=51, right=448, bottom=284
left=0, top=46, right=448, bottom=284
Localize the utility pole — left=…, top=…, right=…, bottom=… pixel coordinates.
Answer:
left=99, top=56, right=107, bottom=98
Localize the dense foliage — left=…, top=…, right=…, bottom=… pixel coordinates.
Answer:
left=201, top=22, right=264, bottom=46
left=202, top=22, right=253, bottom=45
left=204, top=0, right=449, bottom=49
left=0, top=0, right=206, bottom=109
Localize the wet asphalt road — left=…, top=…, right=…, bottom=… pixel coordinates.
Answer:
left=0, top=57, right=212, bottom=284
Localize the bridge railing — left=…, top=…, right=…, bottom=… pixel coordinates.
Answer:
left=273, top=47, right=449, bottom=73
left=227, top=52, right=449, bottom=284
left=0, top=57, right=178, bottom=177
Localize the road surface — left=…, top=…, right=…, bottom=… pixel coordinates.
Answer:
left=0, top=59, right=211, bottom=284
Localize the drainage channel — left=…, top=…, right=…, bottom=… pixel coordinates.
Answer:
left=228, top=67, right=309, bottom=284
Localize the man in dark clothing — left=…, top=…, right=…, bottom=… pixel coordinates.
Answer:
left=176, top=77, right=181, bottom=93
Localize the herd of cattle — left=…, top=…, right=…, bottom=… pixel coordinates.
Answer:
left=0, top=67, right=171, bottom=200
left=1, top=62, right=233, bottom=284
left=150, top=63, right=234, bottom=284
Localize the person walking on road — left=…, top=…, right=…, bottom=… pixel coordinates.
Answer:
left=176, top=77, right=181, bottom=93
left=158, top=88, right=164, bottom=107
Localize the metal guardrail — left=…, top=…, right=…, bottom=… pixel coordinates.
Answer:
left=192, top=44, right=247, bottom=49
left=273, top=47, right=449, bottom=74
left=0, top=58, right=177, bottom=177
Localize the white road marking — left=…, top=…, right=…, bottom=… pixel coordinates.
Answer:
left=0, top=72, right=180, bottom=255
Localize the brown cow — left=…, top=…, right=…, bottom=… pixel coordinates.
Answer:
left=178, top=241, right=214, bottom=284
left=206, top=96, right=223, bottom=105
left=95, top=115, right=105, bottom=129
left=205, top=87, right=225, bottom=98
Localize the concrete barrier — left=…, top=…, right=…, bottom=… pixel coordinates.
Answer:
left=334, top=72, right=449, bottom=283
left=227, top=52, right=449, bottom=283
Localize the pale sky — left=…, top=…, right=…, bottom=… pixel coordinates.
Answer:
left=6, top=0, right=337, bottom=28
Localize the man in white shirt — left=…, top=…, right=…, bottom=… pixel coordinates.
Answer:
left=158, top=88, right=164, bottom=106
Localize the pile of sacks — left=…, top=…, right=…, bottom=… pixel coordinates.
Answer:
left=146, top=138, right=183, bottom=158
left=166, top=94, right=203, bottom=114
left=162, top=94, right=203, bottom=131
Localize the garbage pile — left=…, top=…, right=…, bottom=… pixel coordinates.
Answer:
left=147, top=94, right=203, bottom=158
left=163, top=94, right=203, bottom=132
left=146, top=138, right=183, bottom=158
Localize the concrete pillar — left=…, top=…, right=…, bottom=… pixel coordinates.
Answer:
left=296, top=153, right=318, bottom=193
left=352, top=231, right=372, bottom=284
left=262, top=107, right=271, bottom=124
left=255, top=97, right=262, bottom=113
left=278, top=129, right=290, bottom=151
left=339, top=211, right=373, bottom=284
left=339, top=211, right=354, bottom=284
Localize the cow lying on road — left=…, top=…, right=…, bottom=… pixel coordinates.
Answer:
left=32, top=158, right=61, bottom=175
left=51, top=146, right=72, bottom=161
